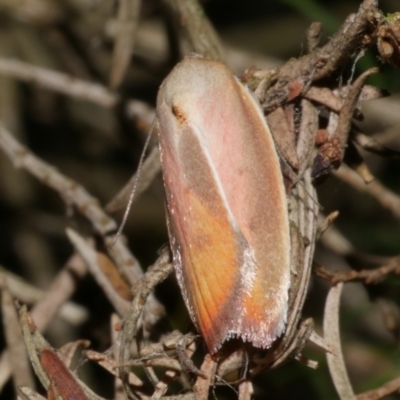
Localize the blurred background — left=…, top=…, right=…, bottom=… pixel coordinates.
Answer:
left=0, top=0, right=399, bottom=399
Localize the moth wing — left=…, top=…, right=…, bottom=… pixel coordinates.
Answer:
left=157, top=56, right=291, bottom=352
left=160, top=116, right=246, bottom=353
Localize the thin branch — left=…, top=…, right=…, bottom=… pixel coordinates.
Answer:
left=18, top=305, right=108, bottom=400
left=85, top=350, right=145, bottom=387
left=357, top=375, right=400, bottom=400
left=0, top=58, right=118, bottom=107
left=324, top=283, right=356, bottom=399
left=277, top=0, right=380, bottom=82
left=0, top=266, right=87, bottom=325
left=110, top=0, right=142, bottom=90
left=334, top=164, right=400, bottom=221
left=66, top=228, right=131, bottom=317
left=0, top=56, right=160, bottom=132
left=0, top=253, right=87, bottom=391
left=315, top=258, right=400, bottom=284
left=162, top=0, right=224, bottom=61
left=18, top=386, right=47, bottom=400
left=0, top=283, right=35, bottom=392
left=119, top=249, right=173, bottom=400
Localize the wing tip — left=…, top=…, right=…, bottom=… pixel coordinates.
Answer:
left=204, top=314, right=287, bottom=354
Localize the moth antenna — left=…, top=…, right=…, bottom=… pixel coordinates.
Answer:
left=297, top=178, right=322, bottom=210
left=108, top=122, right=156, bottom=251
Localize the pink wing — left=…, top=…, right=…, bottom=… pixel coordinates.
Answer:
left=157, top=55, right=290, bottom=353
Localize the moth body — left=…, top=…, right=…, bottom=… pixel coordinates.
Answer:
left=157, top=55, right=291, bottom=354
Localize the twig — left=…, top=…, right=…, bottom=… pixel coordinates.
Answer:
left=335, top=68, right=379, bottom=153
left=303, top=86, right=343, bottom=114
left=0, top=283, right=35, bottom=392
left=0, top=0, right=61, bottom=25
left=306, top=22, right=323, bottom=53
left=266, top=106, right=299, bottom=170
left=18, top=305, right=107, bottom=400
left=0, top=58, right=118, bottom=107
left=66, top=228, right=131, bottom=317
left=152, top=370, right=177, bottom=399
left=111, top=314, right=127, bottom=400
left=193, top=354, right=217, bottom=400
left=315, top=258, right=400, bottom=284
left=0, top=253, right=87, bottom=390
left=85, top=350, right=144, bottom=387
left=58, top=340, right=90, bottom=368
left=357, top=375, right=400, bottom=400
left=376, top=298, right=400, bottom=339
left=276, top=0, right=380, bottom=82
left=0, top=266, right=87, bottom=325
left=352, top=131, right=400, bottom=158
left=18, top=386, right=46, bottom=400
left=324, top=283, right=356, bottom=399
left=238, top=380, right=253, bottom=400
left=312, top=67, right=380, bottom=178
left=120, top=357, right=182, bottom=371
left=317, top=211, right=340, bottom=240
left=162, top=0, right=224, bottom=61
left=0, top=56, right=158, bottom=131
left=296, top=98, right=318, bottom=178
left=119, top=249, right=173, bottom=400
left=334, top=164, right=400, bottom=221
left=110, top=0, right=142, bottom=90
left=344, top=141, right=375, bottom=184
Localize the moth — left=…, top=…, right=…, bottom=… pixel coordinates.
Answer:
left=156, top=55, right=290, bottom=354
